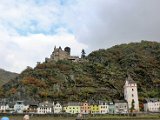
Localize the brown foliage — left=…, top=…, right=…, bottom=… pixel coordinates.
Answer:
left=21, top=76, right=47, bottom=88
left=10, top=88, right=17, bottom=94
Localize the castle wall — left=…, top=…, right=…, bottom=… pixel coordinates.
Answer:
left=49, top=47, right=76, bottom=62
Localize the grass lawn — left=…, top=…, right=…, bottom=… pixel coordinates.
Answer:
left=0, top=114, right=159, bottom=120
left=0, top=116, right=76, bottom=120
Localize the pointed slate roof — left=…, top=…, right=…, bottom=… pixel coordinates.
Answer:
left=144, top=98, right=160, bottom=103
left=38, top=101, right=53, bottom=108
left=126, top=74, right=136, bottom=84
left=113, top=100, right=128, bottom=103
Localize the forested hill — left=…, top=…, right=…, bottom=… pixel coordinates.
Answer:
left=1, top=41, right=160, bottom=101
left=0, top=69, right=18, bottom=85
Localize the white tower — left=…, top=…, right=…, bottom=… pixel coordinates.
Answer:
left=124, top=75, right=139, bottom=112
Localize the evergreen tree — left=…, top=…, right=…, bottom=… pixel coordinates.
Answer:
left=130, top=99, right=135, bottom=112
left=81, top=49, right=86, bottom=58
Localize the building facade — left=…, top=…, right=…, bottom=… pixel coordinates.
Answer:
left=0, top=102, right=9, bottom=113
left=37, top=101, right=53, bottom=114
left=63, top=102, right=81, bottom=114
left=80, top=101, right=91, bottom=114
left=114, top=100, right=128, bottom=114
left=108, top=102, right=115, bottom=114
left=98, top=101, right=108, bottom=114
left=144, top=98, right=160, bottom=112
left=27, top=102, right=38, bottom=113
left=90, top=101, right=99, bottom=114
left=124, top=75, right=139, bottom=112
left=53, top=102, right=62, bottom=114
left=14, top=101, right=29, bottom=113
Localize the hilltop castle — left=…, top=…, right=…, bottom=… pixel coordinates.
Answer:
left=45, top=46, right=79, bottom=62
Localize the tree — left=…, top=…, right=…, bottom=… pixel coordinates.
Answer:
left=81, top=49, right=86, bottom=58
left=130, top=99, right=135, bottom=112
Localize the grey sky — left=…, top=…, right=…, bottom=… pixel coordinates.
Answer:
left=0, top=0, right=159, bottom=73
left=69, top=0, right=160, bottom=52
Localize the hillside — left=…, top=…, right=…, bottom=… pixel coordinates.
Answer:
left=0, top=69, right=18, bottom=85
left=1, top=41, right=160, bottom=101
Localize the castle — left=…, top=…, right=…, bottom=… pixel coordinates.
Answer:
left=45, top=46, right=79, bottom=62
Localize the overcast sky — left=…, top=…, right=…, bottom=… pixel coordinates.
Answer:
left=0, top=0, right=160, bottom=73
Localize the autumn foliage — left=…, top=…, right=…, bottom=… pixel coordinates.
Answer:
left=21, top=76, right=46, bottom=88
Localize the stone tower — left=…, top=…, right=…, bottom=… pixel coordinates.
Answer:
left=124, top=74, right=139, bottom=112
left=64, top=47, right=71, bottom=55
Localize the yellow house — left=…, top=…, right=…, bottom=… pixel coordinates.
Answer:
left=63, top=102, right=81, bottom=114
left=90, top=101, right=99, bottom=114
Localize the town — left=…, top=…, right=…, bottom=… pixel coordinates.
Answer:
left=0, top=74, right=159, bottom=115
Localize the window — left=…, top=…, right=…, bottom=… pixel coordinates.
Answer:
left=132, top=94, right=134, bottom=97
left=132, top=89, right=134, bottom=91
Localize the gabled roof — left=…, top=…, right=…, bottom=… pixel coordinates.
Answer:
left=67, top=102, right=81, bottom=106
left=97, top=100, right=108, bottom=104
left=88, top=100, right=99, bottom=105
left=144, top=98, right=160, bottom=103
left=0, top=102, right=8, bottom=106
left=38, top=101, right=53, bottom=108
left=8, top=102, right=15, bottom=108
left=15, top=100, right=39, bottom=106
left=114, top=100, right=127, bottom=104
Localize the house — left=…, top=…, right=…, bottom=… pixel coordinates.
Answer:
left=98, top=101, right=108, bottom=114
left=7, top=102, right=15, bottom=113
left=26, top=101, right=39, bottom=113
left=0, top=102, right=9, bottom=113
left=63, top=102, right=81, bottom=114
left=80, top=101, right=91, bottom=114
left=114, top=100, right=128, bottom=114
left=144, top=98, right=160, bottom=112
left=37, top=101, right=53, bottom=114
left=53, top=102, right=62, bottom=114
left=14, top=101, right=29, bottom=113
left=108, top=102, right=115, bottom=114
left=124, top=74, right=139, bottom=112
left=90, top=101, right=99, bottom=114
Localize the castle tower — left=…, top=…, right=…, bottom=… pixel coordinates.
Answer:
left=64, top=47, right=71, bottom=55
left=124, top=74, right=139, bottom=112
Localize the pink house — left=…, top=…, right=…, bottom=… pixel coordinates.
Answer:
left=80, top=101, right=91, bottom=114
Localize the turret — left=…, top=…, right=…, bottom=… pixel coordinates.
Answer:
left=64, top=47, right=71, bottom=55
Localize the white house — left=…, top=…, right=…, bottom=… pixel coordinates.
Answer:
left=14, top=101, right=29, bottom=113
left=0, top=102, right=9, bottom=113
left=114, top=100, right=128, bottom=114
left=37, top=101, right=53, bottom=114
left=98, top=101, right=109, bottom=114
left=53, top=102, right=62, bottom=114
left=124, top=75, right=139, bottom=112
left=7, top=102, right=15, bottom=113
left=144, top=98, right=160, bottom=112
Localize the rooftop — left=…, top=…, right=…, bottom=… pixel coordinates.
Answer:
left=126, top=74, right=136, bottom=84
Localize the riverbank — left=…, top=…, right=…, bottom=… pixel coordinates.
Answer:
left=0, top=114, right=159, bottom=120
